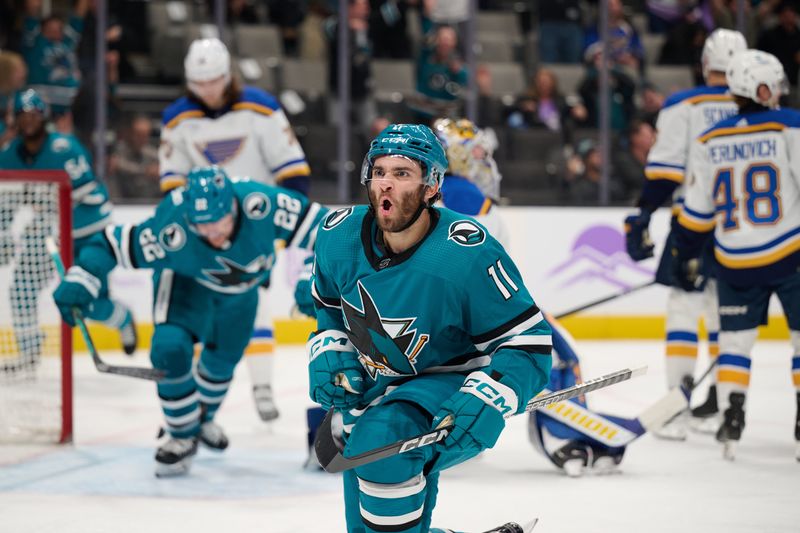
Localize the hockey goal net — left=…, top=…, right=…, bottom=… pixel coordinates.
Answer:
left=0, top=170, right=72, bottom=443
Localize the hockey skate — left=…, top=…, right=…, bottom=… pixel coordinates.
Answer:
left=716, top=392, right=745, bottom=461
left=119, top=314, right=137, bottom=356
left=253, top=384, right=280, bottom=422
left=690, top=384, right=720, bottom=434
left=590, top=448, right=624, bottom=475
left=199, top=420, right=229, bottom=451
left=155, top=436, right=198, bottom=477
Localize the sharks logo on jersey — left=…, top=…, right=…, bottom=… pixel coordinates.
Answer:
left=341, top=281, right=430, bottom=378
left=448, top=220, right=486, bottom=247
left=159, top=223, right=186, bottom=251
left=243, top=192, right=270, bottom=220
left=195, top=137, right=247, bottom=165
left=323, top=207, right=354, bottom=230
left=198, top=254, right=274, bottom=292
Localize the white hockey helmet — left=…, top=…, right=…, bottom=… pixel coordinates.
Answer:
left=184, top=38, right=231, bottom=84
left=726, top=49, right=788, bottom=107
left=701, top=28, right=747, bottom=81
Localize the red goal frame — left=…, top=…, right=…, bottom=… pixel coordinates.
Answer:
left=0, top=170, right=73, bottom=443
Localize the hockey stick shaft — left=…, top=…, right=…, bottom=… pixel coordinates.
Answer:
left=554, top=281, right=656, bottom=320
left=315, top=366, right=647, bottom=473
left=46, top=237, right=164, bottom=381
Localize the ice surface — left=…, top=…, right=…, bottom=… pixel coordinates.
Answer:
left=2, top=340, right=798, bottom=532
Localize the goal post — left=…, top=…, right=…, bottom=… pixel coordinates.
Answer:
left=0, top=170, right=73, bottom=443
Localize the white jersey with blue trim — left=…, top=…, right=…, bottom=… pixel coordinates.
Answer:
left=644, top=85, right=738, bottom=210
left=679, top=108, right=800, bottom=283
left=158, top=86, right=310, bottom=192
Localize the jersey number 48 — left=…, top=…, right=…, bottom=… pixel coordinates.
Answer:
left=713, top=162, right=782, bottom=231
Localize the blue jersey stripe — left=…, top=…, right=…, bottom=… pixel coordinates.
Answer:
left=718, top=354, right=752, bottom=369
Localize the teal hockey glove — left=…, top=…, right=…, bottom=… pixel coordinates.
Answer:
left=52, top=266, right=100, bottom=326
left=432, top=371, right=515, bottom=455
left=307, top=330, right=365, bottom=410
left=294, top=276, right=316, bottom=318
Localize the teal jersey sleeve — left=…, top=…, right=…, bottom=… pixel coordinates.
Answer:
left=98, top=191, right=182, bottom=273
left=269, top=185, right=328, bottom=251
left=466, top=239, right=553, bottom=412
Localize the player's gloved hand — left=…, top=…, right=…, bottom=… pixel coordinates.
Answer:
left=432, top=371, right=512, bottom=455
left=52, top=266, right=99, bottom=326
left=294, top=277, right=317, bottom=318
left=307, top=330, right=365, bottom=410
left=624, top=210, right=655, bottom=261
left=671, top=248, right=705, bottom=292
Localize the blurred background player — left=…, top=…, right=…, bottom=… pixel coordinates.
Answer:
left=52, top=166, right=326, bottom=476
left=432, top=117, right=508, bottom=247
left=308, top=123, right=551, bottom=532
left=158, top=37, right=313, bottom=422
left=674, top=50, right=800, bottom=461
left=0, top=88, right=136, bottom=371
left=623, top=29, right=747, bottom=439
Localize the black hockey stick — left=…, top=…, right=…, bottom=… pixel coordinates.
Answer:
left=315, top=366, right=647, bottom=473
left=46, top=237, right=164, bottom=381
left=554, top=280, right=656, bottom=320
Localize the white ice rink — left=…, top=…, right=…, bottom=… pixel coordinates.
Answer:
left=2, top=340, right=799, bottom=533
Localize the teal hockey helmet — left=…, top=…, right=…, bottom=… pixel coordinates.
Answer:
left=185, top=165, right=235, bottom=224
left=361, top=124, right=448, bottom=187
left=13, top=89, right=48, bottom=116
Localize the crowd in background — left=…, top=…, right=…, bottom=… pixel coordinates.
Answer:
left=2, top=0, right=800, bottom=206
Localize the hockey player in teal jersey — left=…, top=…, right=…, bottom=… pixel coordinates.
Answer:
left=53, top=165, right=327, bottom=476
left=308, top=124, right=552, bottom=532
left=0, top=89, right=136, bottom=365
left=674, top=50, right=800, bottom=461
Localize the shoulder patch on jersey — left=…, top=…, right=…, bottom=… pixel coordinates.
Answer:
left=159, top=223, right=186, bottom=252
left=243, top=191, right=271, bottom=220
left=448, top=220, right=486, bottom=247
left=51, top=136, right=71, bottom=153
left=170, top=188, right=185, bottom=206
left=323, top=207, right=354, bottom=230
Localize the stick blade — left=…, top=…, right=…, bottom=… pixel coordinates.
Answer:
left=314, top=408, right=343, bottom=473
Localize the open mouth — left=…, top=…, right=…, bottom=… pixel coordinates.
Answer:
left=380, top=198, right=393, bottom=214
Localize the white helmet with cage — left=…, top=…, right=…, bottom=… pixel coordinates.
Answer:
left=726, top=49, right=788, bottom=108
left=701, top=28, right=747, bottom=81
left=184, top=38, right=231, bottom=85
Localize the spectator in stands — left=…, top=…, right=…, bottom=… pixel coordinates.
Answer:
left=646, top=0, right=693, bottom=33
left=612, top=119, right=655, bottom=204
left=107, top=115, right=160, bottom=200
left=709, top=0, right=780, bottom=45
left=206, top=0, right=261, bottom=25
left=638, top=81, right=665, bottom=127
left=326, top=0, right=376, bottom=135
left=578, top=45, right=637, bottom=132
left=21, top=0, right=89, bottom=134
left=0, top=51, right=28, bottom=145
left=657, top=6, right=708, bottom=85
left=267, top=0, right=308, bottom=57
left=583, top=0, right=644, bottom=78
left=757, top=1, right=800, bottom=88
left=561, top=138, right=625, bottom=205
left=506, top=67, right=587, bottom=146
left=369, top=0, right=414, bottom=59
left=410, top=25, right=468, bottom=120
left=538, top=0, right=583, bottom=64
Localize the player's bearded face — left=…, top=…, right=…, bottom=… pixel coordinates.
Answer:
left=368, top=156, right=430, bottom=232
left=195, top=213, right=234, bottom=248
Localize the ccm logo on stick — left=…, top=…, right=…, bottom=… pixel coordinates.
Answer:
left=399, top=428, right=449, bottom=453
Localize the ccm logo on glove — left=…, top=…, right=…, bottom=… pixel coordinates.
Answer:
left=460, top=371, right=519, bottom=418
